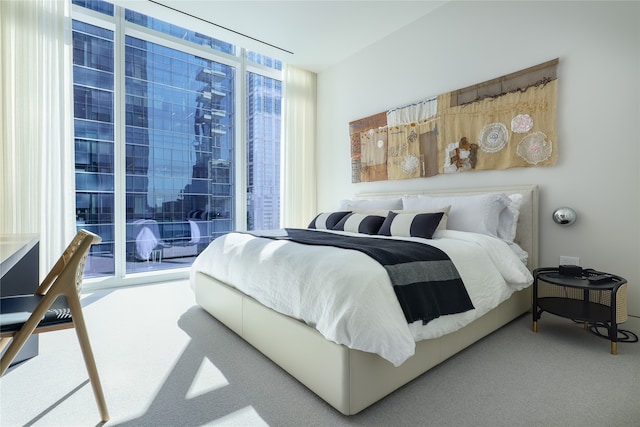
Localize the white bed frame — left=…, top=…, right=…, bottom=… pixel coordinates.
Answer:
left=193, top=185, right=538, bottom=415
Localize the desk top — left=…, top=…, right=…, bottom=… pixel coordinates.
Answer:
left=0, top=234, right=39, bottom=278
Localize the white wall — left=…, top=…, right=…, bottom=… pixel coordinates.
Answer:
left=316, top=1, right=640, bottom=316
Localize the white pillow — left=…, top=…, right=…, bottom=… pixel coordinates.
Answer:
left=402, top=193, right=511, bottom=238
left=338, top=198, right=403, bottom=211
left=497, top=194, right=523, bottom=242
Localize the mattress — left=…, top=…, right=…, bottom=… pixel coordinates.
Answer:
left=190, top=228, right=533, bottom=366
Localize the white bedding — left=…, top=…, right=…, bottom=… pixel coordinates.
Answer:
left=189, top=228, right=533, bottom=367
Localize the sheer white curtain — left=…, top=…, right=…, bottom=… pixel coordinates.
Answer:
left=281, top=65, right=317, bottom=228
left=0, top=0, right=76, bottom=277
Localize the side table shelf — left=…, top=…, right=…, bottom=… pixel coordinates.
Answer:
left=532, top=267, right=628, bottom=354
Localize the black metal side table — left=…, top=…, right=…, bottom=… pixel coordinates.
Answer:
left=533, top=267, right=628, bottom=354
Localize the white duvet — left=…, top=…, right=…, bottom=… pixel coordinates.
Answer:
left=189, top=228, right=533, bottom=367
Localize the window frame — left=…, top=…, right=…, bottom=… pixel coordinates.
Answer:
left=72, top=3, right=283, bottom=290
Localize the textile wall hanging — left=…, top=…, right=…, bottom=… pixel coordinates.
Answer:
left=349, top=59, right=559, bottom=183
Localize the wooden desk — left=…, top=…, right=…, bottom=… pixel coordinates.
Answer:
left=1, top=234, right=40, bottom=363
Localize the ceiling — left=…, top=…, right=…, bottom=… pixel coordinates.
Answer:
left=153, top=1, right=449, bottom=72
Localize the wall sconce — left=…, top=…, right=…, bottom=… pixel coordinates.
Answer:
left=552, top=207, right=577, bottom=225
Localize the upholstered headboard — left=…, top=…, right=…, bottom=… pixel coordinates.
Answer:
left=356, top=185, right=539, bottom=270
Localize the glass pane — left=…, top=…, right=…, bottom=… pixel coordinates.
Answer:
left=124, top=36, right=235, bottom=273
left=246, top=73, right=282, bottom=230
left=72, top=21, right=115, bottom=277
left=125, top=10, right=235, bottom=55
left=246, top=51, right=283, bottom=71
left=72, top=0, right=114, bottom=16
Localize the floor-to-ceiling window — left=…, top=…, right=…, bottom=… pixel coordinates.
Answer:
left=72, top=1, right=282, bottom=282
left=246, top=55, right=282, bottom=230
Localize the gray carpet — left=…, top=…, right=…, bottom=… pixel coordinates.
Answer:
left=1, top=280, right=638, bottom=427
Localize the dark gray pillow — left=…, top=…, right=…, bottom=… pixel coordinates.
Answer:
left=332, top=213, right=385, bottom=235
left=308, top=211, right=351, bottom=230
left=378, top=211, right=444, bottom=239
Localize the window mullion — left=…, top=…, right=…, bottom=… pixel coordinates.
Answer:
left=113, top=5, right=127, bottom=279
left=235, top=49, right=248, bottom=231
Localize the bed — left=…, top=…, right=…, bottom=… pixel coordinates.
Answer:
left=189, top=185, right=538, bottom=415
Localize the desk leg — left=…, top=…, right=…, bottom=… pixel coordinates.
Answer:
left=610, top=288, right=619, bottom=355
left=532, top=277, right=539, bottom=333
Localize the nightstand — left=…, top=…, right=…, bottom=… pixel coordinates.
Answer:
left=532, top=267, right=628, bottom=354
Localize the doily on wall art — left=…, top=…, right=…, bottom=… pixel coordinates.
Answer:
left=401, top=154, right=420, bottom=175
left=367, top=128, right=386, bottom=149
left=516, top=132, right=552, bottom=164
left=511, top=114, right=533, bottom=133
left=478, top=122, right=508, bottom=153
